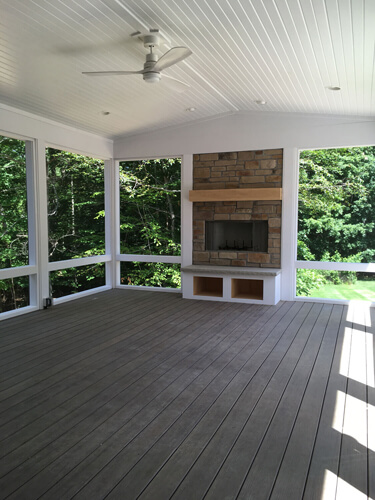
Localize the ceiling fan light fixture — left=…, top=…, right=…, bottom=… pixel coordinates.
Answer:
left=143, top=72, right=161, bottom=83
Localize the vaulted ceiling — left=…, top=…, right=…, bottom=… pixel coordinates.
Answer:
left=1, top=0, right=374, bottom=139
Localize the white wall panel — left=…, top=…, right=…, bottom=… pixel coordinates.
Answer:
left=114, top=111, right=375, bottom=302
left=0, top=104, right=113, bottom=158
left=114, top=111, right=375, bottom=158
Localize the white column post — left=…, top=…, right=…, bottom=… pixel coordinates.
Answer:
left=113, top=160, right=120, bottom=286
left=281, top=147, right=299, bottom=301
left=104, top=158, right=117, bottom=288
left=35, top=140, right=50, bottom=308
left=181, top=154, right=193, bottom=268
left=25, top=141, right=38, bottom=307
left=181, top=153, right=193, bottom=296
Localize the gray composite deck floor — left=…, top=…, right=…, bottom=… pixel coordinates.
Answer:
left=0, top=289, right=373, bottom=500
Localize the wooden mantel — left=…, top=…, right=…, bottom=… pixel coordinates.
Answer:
left=188, top=187, right=282, bottom=202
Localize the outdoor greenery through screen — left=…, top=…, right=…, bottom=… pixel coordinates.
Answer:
left=297, top=146, right=375, bottom=300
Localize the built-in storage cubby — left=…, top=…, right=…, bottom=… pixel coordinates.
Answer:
left=182, top=265, right=281, bottom=305
left=231, top=278, right=263, bottom=300
left=193, top=276, right=223, bottom=297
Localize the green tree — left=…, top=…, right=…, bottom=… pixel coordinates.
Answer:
left=47, top=148, right=106, bottom=297
left=47, top=148, right=105, bottom=261
left=120, top=158, right=181, bottom=256
left=297, top=146, right=375, bottom=295
left=0, top=136, right=29, bottom=311
left=119, top=158, right=181, bottom=287
left=0, top=136, right=28, bottom=269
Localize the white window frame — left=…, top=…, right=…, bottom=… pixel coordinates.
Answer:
left=294, top=146, right=375, bottom=306
left=115, top=156, right=184, bottom=292
left=44, top=145, right=113, bottom=305
left=0, top=132, right=39, bottom=319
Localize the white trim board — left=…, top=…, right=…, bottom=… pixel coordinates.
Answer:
left=0, top=104, right=113, bottom=159
left=114, top=112, right=375, bottom=159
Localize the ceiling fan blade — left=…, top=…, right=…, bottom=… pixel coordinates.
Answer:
left=153, top=47, right=192, bottom=72
left=162, top=74, right=190, bottom=93
left=82, top=70, right=144, bottom=76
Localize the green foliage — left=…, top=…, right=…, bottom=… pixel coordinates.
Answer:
left=119, top=159, right=181, bottom=256
left=47, top=148, right=105, bottom=261
left=50, top=263, right=105, bottom=299
left=298, top=147, right=375, bottom=263
left=46, top=148, right=106, bottom=297
left=0, top=136, right=28, bottom=270
left=121, top=262, right=181, bottom=288
left=296, top=268, right=327, bottom=297
left=0, top=137, right=30, bottom=311
left=119, top=158, right=181, bottom=288
left=297, top=147, right=375, bottom=296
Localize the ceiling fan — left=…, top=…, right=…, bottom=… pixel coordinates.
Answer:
left=82, top=31, right=192, bottom=92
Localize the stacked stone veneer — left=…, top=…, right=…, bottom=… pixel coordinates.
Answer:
left=193, top=149, right=283, bottom=268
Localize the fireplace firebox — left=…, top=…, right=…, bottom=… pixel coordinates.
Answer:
left=205, top=221, right=268, bottom=253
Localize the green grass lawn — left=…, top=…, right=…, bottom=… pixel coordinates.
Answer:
left=309, top=280, right=375, bottom=301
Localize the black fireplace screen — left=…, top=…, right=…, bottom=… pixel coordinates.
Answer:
left=205, top=221, right=268, bottom=252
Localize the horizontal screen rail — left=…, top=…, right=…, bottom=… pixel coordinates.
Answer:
left=117, top=254, right=181, bottom=264
left=48, top=255, right=111, bottom=271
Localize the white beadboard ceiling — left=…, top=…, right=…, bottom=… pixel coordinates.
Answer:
left=0, top=0, right=374, bottom=139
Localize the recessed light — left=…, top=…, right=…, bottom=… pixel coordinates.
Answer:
left=326, top=86, right=341, bottom=91
left=186, top=107, right=196, bottom=112
left=255, top=100, right=267, bottom=105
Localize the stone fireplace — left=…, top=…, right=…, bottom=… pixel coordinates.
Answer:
left=192, top=149, right=282, bottom=268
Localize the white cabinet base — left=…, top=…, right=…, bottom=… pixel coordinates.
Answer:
left=182, top=265, right=281, bottom=305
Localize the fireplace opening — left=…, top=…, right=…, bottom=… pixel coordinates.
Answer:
left=205, top=221, right=268, bottom=252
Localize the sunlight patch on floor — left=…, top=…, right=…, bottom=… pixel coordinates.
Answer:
left=339, top=302, right=373, bottom=387
left=323, top=470, right=370, bottom=500
left=332, top=391, right=372, bottom=451
left=334, top=470, right=369, bottom=500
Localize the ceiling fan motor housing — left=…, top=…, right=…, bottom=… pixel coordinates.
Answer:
left=143, top=51, right=161, bottom=83
left=143, top=34, right=160, bottom=48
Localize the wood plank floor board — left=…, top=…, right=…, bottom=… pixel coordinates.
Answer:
left=269, top=304, right=344, bottom=500
left=0, top=291, right=371, bottom=500
left=0, top=298, right=233, bottom=431
left=0, top=293, right=174, bottom=393
left=0, top=291, right=207, bottom=404
left=189, top=302, right=325, bottom=500
left=0, top=291, right=185, bottom=382
left=0, top=298, right=234, bottom=449
left=15, top=303, right=273, bottom=500
left=302, top=305, right=350, bottom=500
left=0, top=299, right=242, bottom=476
left=367, top=306, right=375, bottom=500
left=41, top=303, right=296, bottom=500
left=39, top=302, right=284, bottom=499
left=77, top=302, right=302, bottom=499
left=0, top=289, right=154, bottom=346
left=137, top=302, right=315, bottom=500
left=0, top=293, right=208, bottom=404
left=0, top=298, right=266, bottom=494
left=0, top=291, right=184, bottom=376
left=336, top=305, right=369, bottom=499
left=0, top=289, right=166, bottom=363
left=0, top=289, right=158, bottom=338
left=235, top=304, right=334, bottom=500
